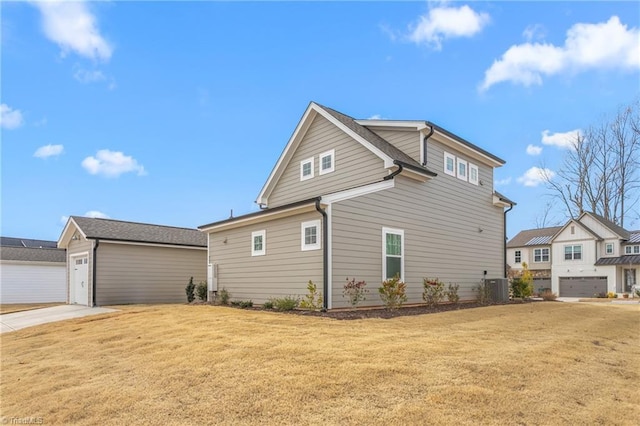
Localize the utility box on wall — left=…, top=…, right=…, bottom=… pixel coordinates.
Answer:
left=487, top=278, right=509, bottom=302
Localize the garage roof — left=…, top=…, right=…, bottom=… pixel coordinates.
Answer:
left=0, top=246, right=66, bottom=263
left=1, top=237, right=58, bottom=248
left=595, top=255, right=640, bottom=266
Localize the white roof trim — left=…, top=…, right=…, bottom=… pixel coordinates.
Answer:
left=323, top=179, right=395, bottom=204
left=355, top=119, right=429, bottom=131
left=201, top=202, right=319, bottom=233
left=57, top=217, right=87, bottom=248
left=256, top=102, right=395, bottom=206
left=100, top=240, right=206, bottom=250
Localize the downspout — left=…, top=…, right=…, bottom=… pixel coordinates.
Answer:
left=504, top=204, right=513, bottom=278
left=314, top=199, right=328, bottom=311
left=422, top=125, right=434, bottom=166
left=92, top=239, right=99, bottom=307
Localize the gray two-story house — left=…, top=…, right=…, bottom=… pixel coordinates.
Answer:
left=199, top=102, right=514, bottom=309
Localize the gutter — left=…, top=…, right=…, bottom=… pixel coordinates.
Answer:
left=384, top=162, right=404, bottom=180
left=315, top=199, right=329, bottom=311
left=92, top=239, right=99, bottom=307
left=422, top=125, right=434, bottom=166
left=504, top=205, right=513, bottom=278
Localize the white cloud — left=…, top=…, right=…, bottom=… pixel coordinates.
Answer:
left=409, top=4, right=490, bottom=50
left=517, top=167, right=554, bottom=187
left=1, top=104, right=24, bottom=129
left=523, top=24, right=546, bottom=42
left=82, top=149, right=146, bottom=178
left=541, top=129, right=581, bottom=149
left=33, top=0, right=112, bottom=61
left=34, top=144, right=64, bottom=158
left=526, top=144, right=543, bottom=156
left=60, top=215, right=69, bottom=225
left=368, top=114, right=383, bottom=120
left=481, top=16, right=640, bottom=91
left=84, top=210, right=109, bottom=219
left=73, top=67, right=106, bottom=83
left=494, top=177, right=512, bottom=186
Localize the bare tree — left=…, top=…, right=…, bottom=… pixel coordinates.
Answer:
left=542, top=100, right=640, bottom=226
left=534, top=201, right=562, bottom=228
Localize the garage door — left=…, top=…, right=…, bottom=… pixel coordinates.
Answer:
left=0, top=262, right=66, bottom=303
left=533, top=278, right=551, bottom=292
left=559, top=277, right=607, bottom=297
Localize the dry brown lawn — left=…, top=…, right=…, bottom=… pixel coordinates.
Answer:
left=1, top=302, right=639, bottom=425
left=0, top=303, right=64, bottom=315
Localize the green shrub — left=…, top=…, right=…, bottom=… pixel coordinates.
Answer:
left=196, top=281, right=208, bottom=302
left=185, top=277, right=195, bottom=303
left=541, top=290, right=557, bottom=301
left=606, top=292, right=618, bottom=299
left=446, top=283, right=460, bottom=304
left=299, top=280, right=323, bottom=311
left=423, top=278, right=444, bottom=308
left=218, top=288, right=230, bottom=305
left=262, top=300, right=274, bottom=310
left=230, top=300, right=253, bottom=309
left=475, top=280, right=491, bottom=305
left=511, top=277, right=533, bottom=299
left=343, top=277, right=368, bottom=308
left=378, top=275, right=407, bottom=310
left=272, top=296, right=299, bottom=311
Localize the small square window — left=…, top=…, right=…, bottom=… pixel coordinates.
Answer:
left=605, top=243, right=613, bottom=255
left=468, top=163, right=479, bottom=185
left=444, top=152, right=455, bottom=177
left=319, top=149, right=335, bottom=175
left=251, top=230, right=266, bottom=256
left=515, top=250, right=521, bottom=263
left=457, top=158, right=467, bottom=181
left=301, top=220, right=321, bottom=251
left=300, top=157, right=314, bottom=181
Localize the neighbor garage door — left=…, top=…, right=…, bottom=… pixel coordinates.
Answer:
left=559, top=277, right=607, bottom=297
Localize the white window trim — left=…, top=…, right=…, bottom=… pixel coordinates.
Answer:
left=605, top=243, right=614, bottom=255
left=382, top=227, right=404, bottom=282
left=251, top=230, right=266, bottom=256
left=515, top=250, right=521, bottom=264
left=468, top=163, right=479, bottom=185
left=444, top=152, right=455, bottom=177
left=300, top=157, right=314, bottom=181
left=564, top=244, right=582, bottom=260
left=625, top=246, right=632, bottom=254
left=456, top=158, right=468, bottom=181
left=533, top=248, right=549, bottom=263
left=319, top=149, right=335, bottom=175
left=301, top=220, right=321, bottom=251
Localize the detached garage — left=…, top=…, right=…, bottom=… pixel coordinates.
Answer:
left=559, top=277, right=608, bottom=298
left=58, top=216, right=207, bottom=306
left=0, top=243, right=66, bottom=303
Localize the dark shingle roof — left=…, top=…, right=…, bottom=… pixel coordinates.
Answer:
left=316, top=104, right=437, bottom=177
left=507, top=226, right=563, bottom=248
left=595, top=255, right=640, bottom=266
left=584, top=212, right=630, bottom=239
left=1, top=237, right=58, bottom=248
left=71, top=216, right=206, bottom=247
left=0, top=246, right=66, bottom=263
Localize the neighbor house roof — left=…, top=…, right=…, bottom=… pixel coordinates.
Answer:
left=507, top=226, right=563, bottom=248
left=61, top=216, right=207, bottom=248
left=595, top=255, right=640, bottom=266
left=581, top=212, right=630, bottom=240
left=1, top=237, right=58, bottom=249
left=0, top=246, right=66, bottom=263
left=625, top=231, right=640, bottom=244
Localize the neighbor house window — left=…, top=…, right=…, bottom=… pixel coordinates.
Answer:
left=564, top=245, right=582, bottom=260
left=319, top=149, right=335, bottom=175
left=444, top=152, right=455, bottom=177
left=625, top=246, right=632, bottom=254
left=301, top=220, right=321, bottom=251
left=383, top=227, right=404, bottom=281
left=605, top=243, right=614, bottom=255
left=515, top=250, right=521, bottom=264
left=534, top=248, right=549, bottom=262
left=469, top=163, right=479, bottom=185
left=251, top=230, right=266, bottom=256
left=300, top=157, right=314, bottom=181
left=457, top=158, right=468, bottom=181
left=636, top=246, right=640, bottom=254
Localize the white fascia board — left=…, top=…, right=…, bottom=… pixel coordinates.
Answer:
left=57, top=217, right=86, bottom=248
left=432, top=132, right=503, bottom=168
left=202, top=203, right=319, bottom=233
left=322, top=179, right=395, bottom=204
left=256, top=105, right=318, bottom=205
left=492, top=194, right=512, bottom=208
left=355, top=120, right=429, bottom=131
left=99, top=240, right=207, bottom=250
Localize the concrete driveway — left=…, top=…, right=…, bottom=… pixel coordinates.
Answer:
left=0, top=304, right=117, bottom=334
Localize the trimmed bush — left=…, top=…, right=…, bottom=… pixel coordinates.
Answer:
left=185, top=277, right=195, bottom=303
left=218, top=288, right=230, bottom=305
left=262, top=300, right=274, bottom=310
left=541, top=290, right=557, bottom=301
left=446, top=283, right=460, bottom=304
left=299, top=280, right=323, bottom=311
left=272, top=296, right=299, bottom=311
left=230, top=300, right=253, bottom=309
left=196, top=281, right=208, bottom=302
left=343, top=277, right=368, bottom=308
left=378, top=275, right=407, bottom=310
left=423, top=278, right=445, bottom=308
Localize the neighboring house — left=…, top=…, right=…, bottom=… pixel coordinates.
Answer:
left=506, top=226, right=562, bottom=292
left=508, top=212, right=639, bottom=297
left=199, top=102, right=514, bottom=309
left=0, top=238, right=66, bottom=303
left=58, top=217, right=207, bottom=306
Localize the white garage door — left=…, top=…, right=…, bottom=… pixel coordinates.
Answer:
left=0, top=262, right=66, bottom=303
left=559, top=277, right=608, bottom=298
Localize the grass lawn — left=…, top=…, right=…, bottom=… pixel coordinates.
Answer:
left=1, top=302, right=639, bottom=425
left=0, top=302, right=64, bottom=315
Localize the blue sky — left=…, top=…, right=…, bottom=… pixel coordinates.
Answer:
left=2, top=1, right=639, bottom=241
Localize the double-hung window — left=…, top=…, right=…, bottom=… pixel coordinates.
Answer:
left=456, top=158, right=468, bottom=181
left=251, top=230, right=266, bottom=256
left=300, top=157, right=314, bottom=181
left=534, top=248, right=549, bottom=262
left=383, top=227, right=404, bottom=281
left=515, top=250, right=521, bottom=264
left=564, top=245, right=582, bottom=260
left=468, top=163, right=479, bottom=185
left=444, top=152, right=455, bottom=176
left=301, top=220, right=321, bottom=251
left=605, top=243, right=614, bottom=255
left=319, top=149, right=335, bottom=175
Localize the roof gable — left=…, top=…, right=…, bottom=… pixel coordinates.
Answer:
left=581, top=212, right=630, bottom=240
left=551, top=218, right=602, bottom=243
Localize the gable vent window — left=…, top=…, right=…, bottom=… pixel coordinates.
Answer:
left=319, top=149, right=335, bottom=175
left=300, top=157, right=314, bottom=181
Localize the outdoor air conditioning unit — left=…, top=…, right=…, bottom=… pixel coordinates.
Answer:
left=487, top=278, right=509, bottom=302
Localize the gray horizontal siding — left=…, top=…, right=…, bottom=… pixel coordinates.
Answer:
left=330, top=139, right=503, bottom=308
left=209, top=211, right=323, bottom=304
left=95, top=243, right=206, bottom=305
left=268, top=114, right=387, bottom=207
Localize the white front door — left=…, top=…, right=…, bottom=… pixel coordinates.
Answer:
left=72, top=256, right=89, bottom=305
